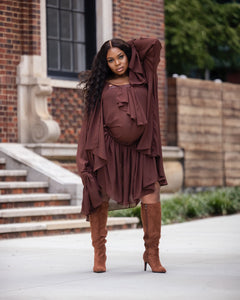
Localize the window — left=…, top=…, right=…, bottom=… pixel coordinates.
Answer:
left=46, top=0, right=96, bottom=79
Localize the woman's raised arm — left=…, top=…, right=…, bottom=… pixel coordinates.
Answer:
left=128, top=38, right=162, bottom=71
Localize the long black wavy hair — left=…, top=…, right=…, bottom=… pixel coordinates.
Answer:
left=81, top=38, right=132, bottom=116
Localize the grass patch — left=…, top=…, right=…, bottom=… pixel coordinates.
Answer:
left=108, top=187, right=240, bottom=225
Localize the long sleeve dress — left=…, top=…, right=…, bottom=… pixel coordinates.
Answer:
left=77, top=38, right=168, bottom=219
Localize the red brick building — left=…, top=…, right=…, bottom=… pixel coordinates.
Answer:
left=0, top=0, right=41, bottom=143
left=0, top=0, right=167, bottom=145
left=1, top=0, right=239, bottom=189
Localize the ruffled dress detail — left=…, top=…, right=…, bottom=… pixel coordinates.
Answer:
left=77, top=38, right=168, bottom=218
left=102, top=83, right=147, bottom=145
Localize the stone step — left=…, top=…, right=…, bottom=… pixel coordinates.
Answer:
left=0, top=206, right=82, bottom=224
left=0, top=181, right=48, bottom=194
left=0, top=170, right=27, bottom=181
left=0, top=193, right=71, bottom=209
left=0, top=217, right=140, bottom=239
left=0, top=158, right=6, bottom=169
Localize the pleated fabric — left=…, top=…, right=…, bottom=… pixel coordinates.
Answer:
left=97, top=130, right=160, bottom=209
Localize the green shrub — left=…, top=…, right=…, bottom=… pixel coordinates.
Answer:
left=108, top=187, right=240, bottom=225
left=205, top=187, right=240, bottom=215
left=108, top=205, right=141, bottom=221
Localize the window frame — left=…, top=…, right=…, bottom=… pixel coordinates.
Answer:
left=46, top=0, right=96, bottom=80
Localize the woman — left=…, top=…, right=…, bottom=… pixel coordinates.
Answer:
left=77, top=37, right=168, bottom=273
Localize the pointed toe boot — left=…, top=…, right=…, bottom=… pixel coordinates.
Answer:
left=141, top=202, right=166, bottom=273
left=89, top=201, right=109, bottom=273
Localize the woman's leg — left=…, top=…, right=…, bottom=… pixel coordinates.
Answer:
left=141, top=182, right=160, bottom=204
left=140, top=182, right=166, bottom=273
left=89, top=191, right=109, bottom=273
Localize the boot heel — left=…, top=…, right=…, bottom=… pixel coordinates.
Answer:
left=141, top=202, right=167, bottom=273
left=144, top=262, right=147, bottom=271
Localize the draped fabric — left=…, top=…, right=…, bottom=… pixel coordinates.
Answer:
left=77, top=38, right=168, bottom=218
left=102, top=83, right=147, bottom=145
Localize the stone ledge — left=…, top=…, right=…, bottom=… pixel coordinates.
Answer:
left=107, top=217, right=139, bottom=226
left=0, top=193, right=71, bottom=202
left=0, top=158, right=6, bottom=164
left=0, top=222, right=45, bottom=233
left=0, top=181, right=48, bottom=189
left=162, top=146, right=184, bottom=160
left=26, top=143, right=77, bottom=159
left=50, top=78, right=79, bottom=89
left=26, top=144, right=184, bottom=161
left=0, top=206, right=82, bottom=218
left=0, top=170, right=27, bottom=176
left=0, top=217, right=139, bottom=233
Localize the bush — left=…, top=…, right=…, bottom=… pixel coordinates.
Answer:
left=108, top=187, right=240, bottom=225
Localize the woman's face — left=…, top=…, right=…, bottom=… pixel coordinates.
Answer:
left=106, top=47, right=129, bottom=77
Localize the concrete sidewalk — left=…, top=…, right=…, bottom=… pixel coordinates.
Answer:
left=0, top=214, right=239, bottom=300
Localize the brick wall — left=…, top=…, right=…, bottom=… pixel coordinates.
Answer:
left=48, top=87, right=84, bottom=143
left=222, top=83, right=240, bottom=186
left=0, top=0, right=40, bottom=143
left=168, top=77, right=240, bottom=187
left=112, top=0, right=167, bottom=145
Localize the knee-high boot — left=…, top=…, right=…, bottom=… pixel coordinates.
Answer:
left=89, top=201, right=109, bottom=273
left=141, top=202, right=166, bottom=273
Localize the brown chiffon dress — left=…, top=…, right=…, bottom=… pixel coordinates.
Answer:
left=77, top=38, right=168, bottom=219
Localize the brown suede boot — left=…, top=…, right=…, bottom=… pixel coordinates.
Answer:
left=89, top=201, right=109, bottom=273
left=141, top=202, right=166, bottom=273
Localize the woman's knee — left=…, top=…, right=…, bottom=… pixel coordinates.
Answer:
left=141, top=182, right=160, bottom=204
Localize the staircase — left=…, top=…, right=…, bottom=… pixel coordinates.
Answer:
left=0, top=157, right=139, bottom=239
left=0, top=157, right=85, bottom=238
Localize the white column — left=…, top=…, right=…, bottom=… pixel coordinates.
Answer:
left=96, top=0, right=113, bottom=50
